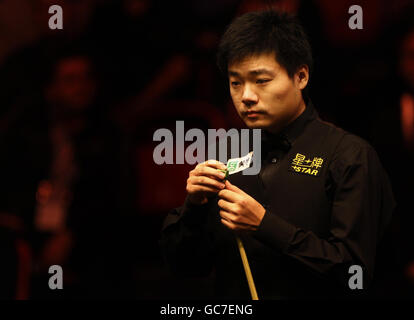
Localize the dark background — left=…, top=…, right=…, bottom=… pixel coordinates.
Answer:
left=0, top=0, right=413, bottom=299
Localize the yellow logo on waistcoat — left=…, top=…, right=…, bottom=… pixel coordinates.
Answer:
left=289, top=153, right=324, bottom=176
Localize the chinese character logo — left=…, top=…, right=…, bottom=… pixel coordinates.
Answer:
left=290, top=153, right=324, bottom=176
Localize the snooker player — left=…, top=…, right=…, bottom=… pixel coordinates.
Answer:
left=160, top=10, right=396, bottom=299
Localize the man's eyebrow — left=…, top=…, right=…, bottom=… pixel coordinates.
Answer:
left=248, top=69, right=275, bottom=76
left=228, top=69, right=275, bottom=77
left=228, top=70, right=240, bottom=77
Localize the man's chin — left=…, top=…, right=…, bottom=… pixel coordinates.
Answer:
left=243, top=119, right=268, bottom=129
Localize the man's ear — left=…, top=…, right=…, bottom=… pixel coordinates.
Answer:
left=295, top=65, right=309, bottom=90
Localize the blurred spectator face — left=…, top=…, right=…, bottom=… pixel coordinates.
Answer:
left=47, top=56, right=96, bottom=112
left=400, top=30, right=414, bottom=91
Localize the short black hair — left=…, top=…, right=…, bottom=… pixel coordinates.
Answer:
left=217, top=10, right=313, bottom=80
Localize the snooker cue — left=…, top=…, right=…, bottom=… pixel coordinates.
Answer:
left=219, top=168, right=259, bottom=300
left=236, top=235, right=259, bottom=300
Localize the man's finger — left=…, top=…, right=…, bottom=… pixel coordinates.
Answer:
left=205, top=160, right=227, bottom=170
left=219, top=210, right=240, bottom=225
left=221, top=218, right=238, bottom=231
left=220, top=216, right=255, bottom=232
left=195, top=166, right=226, bottom=180
left=188, top=185, right=222, bottom=194
left=218, top=188, right=240, bottom=203
left=220, top=209, right=252, bottom=226
left=190, top=176, right=225, bottom=190
left=224, top=180, right=245, bottom=195
left=218, top=199, right=237, bottom=213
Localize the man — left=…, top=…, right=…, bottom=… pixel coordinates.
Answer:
left=160, top=10, right=396, bottom=299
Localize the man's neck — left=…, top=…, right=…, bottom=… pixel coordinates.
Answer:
left=266, top=98, right=306, bottom=135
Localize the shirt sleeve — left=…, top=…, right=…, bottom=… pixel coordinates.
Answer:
left=159, top=196, right=215, bottom=277
left=253, top=134, right=396, bottom=289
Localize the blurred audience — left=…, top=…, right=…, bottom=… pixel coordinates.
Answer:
left=369, top=12, right=414, bottom=297
left=0, top=50, right=133, bottom=298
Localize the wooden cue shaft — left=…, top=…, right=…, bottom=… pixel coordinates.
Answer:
left=236, top=235, right=259, bottom=300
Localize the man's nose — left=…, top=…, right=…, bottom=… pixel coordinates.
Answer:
left=242, top=85, right=258, bottom=107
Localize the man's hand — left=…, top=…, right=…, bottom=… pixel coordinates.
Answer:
left=186, top=160, right=227, bottom=205
left=218, top=180, right=266, bottom=232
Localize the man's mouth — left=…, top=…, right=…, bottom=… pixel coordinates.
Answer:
left=244, top=111, right=264, bottom=118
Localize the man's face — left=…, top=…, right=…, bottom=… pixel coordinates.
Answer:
left=48, top=56, right=96, bottom=112
left=228, top=53, right=308, bottom=134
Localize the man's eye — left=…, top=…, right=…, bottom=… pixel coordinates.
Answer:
left=256, top=79, right=270, bottom=84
